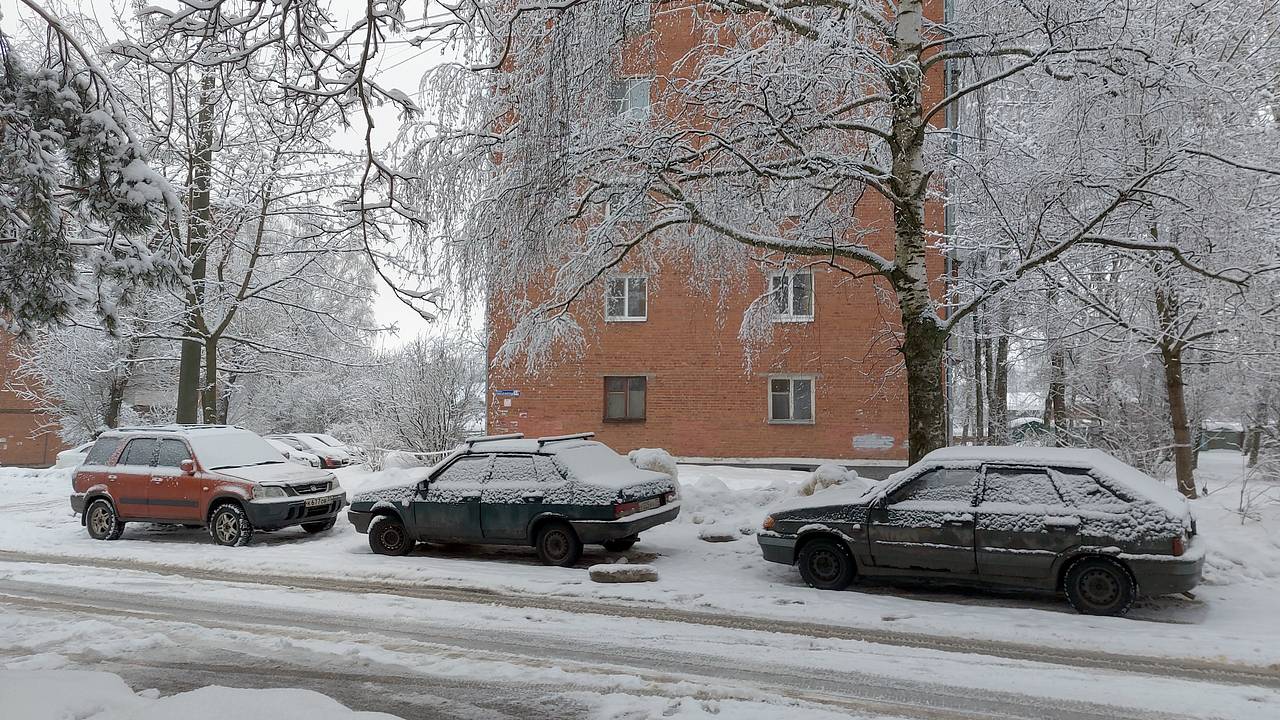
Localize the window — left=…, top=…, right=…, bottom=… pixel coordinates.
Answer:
left=623, top=2, right=650, bottom=35
left=489, top=455, right=539, bottom=486
left=532, top=455, right=564, bottom=483
left=155, top=439, right=192, bottom=469
left=119, top=438, right=158, bottom=467
left=84, top=438, right=119, bottom=466
left=608, top=77, right=650, bottom=119
left=605, top=276, right=647, bottom=321
left=435, top=455, right=492, bottom=485
left=769, top=270, right=814, bottom=321
left=981, top=467, right=1063, bottom=506
left=769, top=376, right=814, bottom=423
left=890, top=467, right=979, bottom=505
left=604, top=376, right=646, bottom=421
left=1050, top=467, right=1128, bottom=510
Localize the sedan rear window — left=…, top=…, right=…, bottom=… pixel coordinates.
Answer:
left=554, top=443, right=634, bottom=481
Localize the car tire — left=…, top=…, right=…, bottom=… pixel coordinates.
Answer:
left=1064, top=557, right=1136, bottom=616
left=368, top=516, right=413, bottom=556
left=602, top=536, right=639, bottom=552
left=536, top=522, right=583, bottom=567
left=302, top=519, right=337, bottom=534
left=85, top=499, right=125, bottom=541
left=798, top=537, right=856, bottom=591
left=209, top=503, right=254, bottom=547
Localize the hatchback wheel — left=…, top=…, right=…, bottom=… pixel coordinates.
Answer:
left=368, top=516, right=413, bottom=556
left=1065, top=558, right=1136, bottom=616
left=86, top=499, right=125, bottom=541
left=536, top=522, right=583, bottom=567
left=798, top=537, right=855, bottom=591
left=209, top=504, right=254, bottom=547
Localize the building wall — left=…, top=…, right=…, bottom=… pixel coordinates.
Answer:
left=487, top=3, right=947, bottom=465
left=0, top=334, right=64, bottom=467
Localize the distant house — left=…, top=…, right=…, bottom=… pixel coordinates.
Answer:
left=1198, top=421, right=1244, bottom=451
left=0, top=334, right=64, bottom=467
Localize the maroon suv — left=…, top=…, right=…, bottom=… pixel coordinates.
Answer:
left=71, top=425, right=346, bottom=546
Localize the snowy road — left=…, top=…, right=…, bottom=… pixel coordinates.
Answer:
left=3, top=559, right=1277, bottom=719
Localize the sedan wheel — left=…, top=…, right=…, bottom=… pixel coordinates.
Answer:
left=368, top=516, right=413, bottom=556
left=536, top=522, right=583, bottom=567
left=798, top=537, right=855, bottom=591
left=1065, top=558, right=1136, bottom=616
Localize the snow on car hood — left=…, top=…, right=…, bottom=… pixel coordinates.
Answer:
left=213, top=462, right=334, bottom=485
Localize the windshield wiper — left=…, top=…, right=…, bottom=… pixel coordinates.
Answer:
left=209, top=460, right=285, bottom=470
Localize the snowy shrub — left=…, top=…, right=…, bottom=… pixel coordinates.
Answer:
left=797, top=464, right=867, bottom=497
left=628, top=448, right=679, bottom=484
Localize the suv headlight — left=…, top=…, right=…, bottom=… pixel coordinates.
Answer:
left=255, top=485, right=287, bottom=499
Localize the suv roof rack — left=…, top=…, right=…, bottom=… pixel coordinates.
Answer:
left=536, top=432, right=595, bottom=447
left=113, top=424, right=243, bottom=433
left=463, top=433, right=524, bottom=447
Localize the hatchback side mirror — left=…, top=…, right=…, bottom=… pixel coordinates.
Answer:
left=180, top=459, right=197, bottom=475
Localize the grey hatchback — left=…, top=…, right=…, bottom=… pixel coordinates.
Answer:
left=758, top=447, right=1202, bottom=615
left=347, top=433, right=680, bottom=566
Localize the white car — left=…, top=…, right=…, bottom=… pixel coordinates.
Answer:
left=265, top=437, right=321, bottom=467
left=299, top=433, right=366, bottom=464
left=268, top=434, right=355, bottom=469
left=54, top=442, right=94, bottom=468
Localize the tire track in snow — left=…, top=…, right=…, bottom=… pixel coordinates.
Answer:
left=0, top=581, right=1197, bottom=720
left=2, top=549, right=1278, bottom=691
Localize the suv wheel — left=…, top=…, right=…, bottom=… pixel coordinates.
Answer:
left=602, top=536, right=639, bottom=553
left=1065, top=558, right=1136, bottom=616
left=209, top=503, right=254, bottom=547
left=798, top=537, right=856, bottom=591
left=86, top=499, right=125, bottom=541
left=368, top=516, right=413, bottom=556
left=302, top=518, right=337, bottom=534
left=536, top=522, right=582, bottom=567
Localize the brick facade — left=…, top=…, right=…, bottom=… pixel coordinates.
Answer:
left=486, top=3, right=946, bottom=467
left=0, top=334, right=64, bottom=467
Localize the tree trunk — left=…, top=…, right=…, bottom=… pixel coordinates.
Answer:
left=902, top=314, right=948, bottom=463
left=988, top=333, right=1009, bottom=444
left=972, top=324, right=985, bottom=444
left=176, top=74, right=216, bottom=424
left=1048, top=344, right=1067, bottom=447
left=202, top=336, right=219, bottom=424
left=1155, top=283, right=1197, bottom=498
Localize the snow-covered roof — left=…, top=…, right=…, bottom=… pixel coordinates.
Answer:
left=1008, top=417, right=1044, bottom=428
left=921, top=446, right=1188, bottom=517
left=1201, top=421, right=1244, bottom=432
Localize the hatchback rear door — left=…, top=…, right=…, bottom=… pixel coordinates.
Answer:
left=975, top=465, right=1081, bottom=579
left=414, top=454, right=490, bottom=541
left=113, top=437, right=159, bottom=519
left=867, top=466, right=979, bottom=574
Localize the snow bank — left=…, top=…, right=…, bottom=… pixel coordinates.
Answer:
left=797, top=463, right=868, bottom=497
left=628, top=447, right=679, bottom=483
left=588, top=563, right=659, bottom=583
left=0, top=669, right=400, bottom=720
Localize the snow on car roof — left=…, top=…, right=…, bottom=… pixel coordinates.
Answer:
left=922, top=446, right=1189, bottom=517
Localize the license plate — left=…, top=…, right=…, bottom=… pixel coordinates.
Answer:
left=637, top=497, right=660, bottom=512
left=304, top=497, right=329, bottom=508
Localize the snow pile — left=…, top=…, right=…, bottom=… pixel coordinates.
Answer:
left=697, top=526, right=738, bottom=543
left=797, top=463, right=867, bottom=497
left=0, top=669, right=400, bottom=720
left=588, top=562, right=659, bottom=583
left=380, top=451, right=430, bottom=470
left=628, top=447, right=679, bottom=483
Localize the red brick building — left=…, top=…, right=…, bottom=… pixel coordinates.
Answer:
left=0, top=334, right=64, bottom=467
left=486, top=4, right=946, bottom=474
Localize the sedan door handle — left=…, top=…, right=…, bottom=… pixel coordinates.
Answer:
left=1043, top=516, right=1081, bottom=530
left=522, top=496, right=544, bottom=504
left=461, top=494, right=481, bottom=503
left=941, top=513, right=974, bottom=527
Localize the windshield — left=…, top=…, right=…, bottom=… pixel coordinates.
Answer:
left=307, top=433, right=345, bottom=447
left=190, top=431, right=287, bottom=470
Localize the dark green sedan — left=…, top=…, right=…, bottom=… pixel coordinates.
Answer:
left=347, top=433, right=680, bottom=566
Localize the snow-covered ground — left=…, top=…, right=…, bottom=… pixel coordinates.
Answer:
left=0, top=451, right=1277, bottom=670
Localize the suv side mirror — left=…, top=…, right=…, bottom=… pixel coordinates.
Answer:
left=180, top=459, right=197, bottom=475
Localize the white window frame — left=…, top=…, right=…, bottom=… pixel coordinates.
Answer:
left=605, top=275, right=648, bottom=322
left=608, top=77, right=651, bottom=120
left=768, top=269, right=815, bottom=322
left=767, top=374, right=816, bottom=425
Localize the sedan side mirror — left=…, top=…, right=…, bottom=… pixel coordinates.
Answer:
left=180, top=459, right=197, bottom=475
